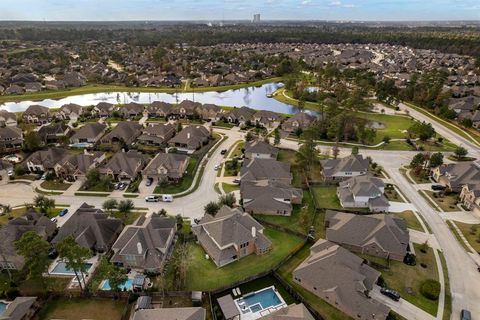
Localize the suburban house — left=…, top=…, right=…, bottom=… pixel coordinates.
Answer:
left=100, top=121, right=143, bottom=145
left=0, top=126, right=23, bottom=153
left=118, top=102, right=145, bottom=119
left=137, top=123, right=176, bottom=147
left=52, top=204, right=123, bottom=253
left=460, top=183, right=480, bottom=215
left=432, top=162, right=480, bottom=192
left=240, top=158, right=292, bottom=184
left=244, top=140, right=279, bottom=160
left=58, top=103, right=84, bottom=120
left=111, top=215, right=177, bottom=274
left=132, top=306, right=205, bottom=320
left=0, top=110, right=17, bottom=127
left=70, top=123, right=107, bottom=145
left=223, top=106, right=256, bottom=125
left=171, top=100, right=201, bottom=118
left=0, top=210, right=56, bottom=270
left=320, top=154, right=370, bottom=183
left=93, top=102, right=116, bottom=117
left=196, top=103, right=222, bottom=121
left=25, top=148, right=70, bottom=172
left=0, top=296, right=39, bottom=320
left=241, top=181, right=303, bottom=216
left=293, top=239, right=390, bottom=320
left=22, top=105, right=51, bottom=125
left=100, top=150, right=150, bottom=181
left=54, top=150, right=106, bottom=181
left=37, top=123, right=70, bottom=145
left=281, top=112, right=315, bottom=133
left=168, top=125, right=210, bottom=153
left=325, top=210, right=409, bottom=261
left=192, top=206, right=272, bottom=267
left=337, top=175, right=390, bottom=212
left=144, top=101, right=172, bottom=118
left=142, top=153, right=189, bottom=183
left=252, top=110, right=284, bottom=128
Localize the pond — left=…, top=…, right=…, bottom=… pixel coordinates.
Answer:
left=0, top=83, right=317, bottom=116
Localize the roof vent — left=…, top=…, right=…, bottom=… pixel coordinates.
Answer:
left=137, top=242, right=143, bottom=255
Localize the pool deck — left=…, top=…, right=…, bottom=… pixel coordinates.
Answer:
left=233, top=286, right=287, bottom=320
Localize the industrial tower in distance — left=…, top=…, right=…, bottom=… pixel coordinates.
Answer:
left=253, top=14, right=261, bottom=23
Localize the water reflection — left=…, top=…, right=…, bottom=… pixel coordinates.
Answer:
left=0, top=83, right=317, bottom=116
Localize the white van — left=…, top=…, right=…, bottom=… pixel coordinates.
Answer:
left=162, top=194, right=173, bottom=202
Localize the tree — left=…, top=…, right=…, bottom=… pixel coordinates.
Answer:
left=273, top=128, right=280, bottom=146
left=118, top=199, right=134, bottom=219
left=15, top=231, right=50, bottom=285
left=204, top=201, right=220, bottom=216
left=296, top=130, right=318, bottom=175
left=454, top=146, right=468, bottom=159
left=382, top=136, right=391, bottom=144
left=102, top=199, right=118, bottom=214
left=408, top=122, right=436, bottom=141
left=245, top=131, right=254, bottom=142
left=98, top=257, right=127, bottom=293
left=56, top=236, right=91, bottom=291
left=429, top=152, right=444, bottom=168
left=85, top=168, right=101, bottom=189
left=351, top=146, right=359, bottom=155
left=23, top=131, right=42, bottom=152
left=219, top=193, right=236, bottom=208
left=170, top=242, right=191, bottom=290
left=298, top=207, right=311, bottom=233
left=410, top=153, right=426, bottom=171
left=33, top=195, right=55, bottom=214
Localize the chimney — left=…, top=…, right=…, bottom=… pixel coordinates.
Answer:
left=137, top=242, right=143, bottom=255
left=187, top=132, right=191, bottom=139
left=251, top=226, right=256, bottom=238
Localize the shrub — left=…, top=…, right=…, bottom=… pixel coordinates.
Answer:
left=403, top=253, right=416, bottom=266
left=420, top=279, right=440, bottom=300
left=5, top=288, right=19, bottom=300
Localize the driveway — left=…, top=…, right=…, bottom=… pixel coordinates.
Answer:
left=388, top=202, right=416, bottom=213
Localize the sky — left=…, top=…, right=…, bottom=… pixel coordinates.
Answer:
left=0, top=0, right=479, bottom=21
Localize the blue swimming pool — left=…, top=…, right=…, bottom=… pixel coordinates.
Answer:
left=238, top=287, right=282, bottom=311
left=51, top=262, right=93, bottom=275
left=0, top=302, right=8, bottom=315
left=101, top=279, right=134, bottom=291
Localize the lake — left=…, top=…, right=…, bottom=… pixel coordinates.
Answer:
left=0, top=83, right=317, bottom=116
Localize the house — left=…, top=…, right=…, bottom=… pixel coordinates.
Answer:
left=172, top=100, right=201, bottom=118
left=240, top=158, right=292, bottom=184
left=241, top=181, right=303, bottom=216
left=100, top=150, right=150, bottom=181
left=100, top=121, right=143, bottom=145
left=0, top=296, right=38, bottom=320
left=244, top=140, right=278, bottom=159
left=5, top=85, right=24, bottom=95
left=168, top=125, right=210, bottom=154
left=137, top=123, right=176, bottom=147
left=118, top=102, right=145, bottom=119
left=22, top=105, right=51, bottom=125
left=38, top=123, right=70, bottom=145
left=325, top=210, right=409, bottom=261
left=111, top=215, right=177, bottom=274
left=54, top=150, right=106, bottom=181
left=0, top=210, right=56, bottom=270
left=192, top=206, right=272, bottom=267
left=281, top=112, right=315, bottom=133
left=70, top=123, right=107, bottom=145
left=196, top=103, right=222, bottom=121
left=63, top=71, right=87, bottom=87
left=258, top=304, right=315, bottom=320
left=132, top=307, right=205, bottom=320
left=0, top=126, right=23, bottom=153
left=460, top=183, right=480, bottom=215
left=25, top=148, right=70, bottom=172
left=93, top=102, right=116, bottom=117
left=24, top=82, right=42, bottom=93
left=58, top=103, right=84, bottom=120
left=337, top=175, right=390, bottom=212
left=320, top=155, right=370, bottom=183
left=432, top=161, right=480, bottom=192
left=252, top=110, right=283, bottom=128
left=224, top=106, right=255, bottom=125
left=293, top=239, right=390, bottom=320
left=145, top=101, right=172, bottom=118
left=52, top=204, right=123, bottom=253
left=143, top=153, right=189, bottom=183
left=0, top=110, right=17, bottom=127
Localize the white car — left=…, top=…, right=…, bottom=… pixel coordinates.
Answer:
left=50, top=217, right=57, bottom=223
left=214, top=164, right=221, bottom=170
left=7, top=169, right=13, bottom=177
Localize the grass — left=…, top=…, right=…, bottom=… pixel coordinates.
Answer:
left=18, top=277, right=71, bottom=296
left=223, top=160, right=240, bottom=177
left=111, top=211, right=144, bottom=225
left=384, top=186, right=406, bottom=203
left=167, top=227, right=303, bottom=291
left=424, top=191, right=459, bottom=212
left=222, top=183, right=239, bottom=193
left=126, top=176, right=142, bottom=193
left=229, top=141, right=245, bottom=158
left=404, top=169, right=431, bottom=184
left=277, top=244, right=351, bottom=320
left=311, top=186, right=342, bottom=210
left=454, top=221, right=480, bottom=254
left=277, top=149, right=304, bottom=188
left=446, top=220, right=472, bottom=253
left=0, top=207, right=65, bottom=224
left=36, top=298, right=126, bottom=320
left=214, top=182, right=221, bottom=194
left=380, top=243, right=439, bottom=316
left=74, top=192, right=110, bottom=197
left=154, top=157, right=198, bottom=194
left=212, top=120, right=234, bottom=129
left=439, top=251, right=452, bottom=320
left=396, top=210, right=424, bottom=232
left=34, top=187, right=64, bottom=195
left=40, top=180, right=72, bottom=191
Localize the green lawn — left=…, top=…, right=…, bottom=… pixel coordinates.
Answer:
left=446, top=221, right=472, bottom=253
left=213, top=120, right=234, bottom=129
left=400, top=168, right=430, bottom=184
left=277, top=149, right=306, bottom=188
left=311, top=186, right=342, bottom=210
left=111, top=211, right=144, bottom=225
left=18, top=277, right=71, bottom=296
left=454, top=221, right=480, bottom=254
left=40, top=180, right=72, bottom=191
left=169, top=227, right=304, bottom=291
left=222, top=183, right=239, bottom=193
left=396, top=210, right=424, bottom=232
left=379, top=244, right=439, bottom=316
left=223, top=160, right=240, bottom=177
left=384, top=186, right=406, bottom=203
left=277, top=245, right=351, bottom=320
left=424, top=191, right=459, bottom=212
left=37, top=298, right=126, bottom=320
left=439, top=251, right=452, bottom=320
left=229, top=141, right=245, bottom=158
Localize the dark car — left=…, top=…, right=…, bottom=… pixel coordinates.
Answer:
left=431, top=184, right=446, bottom=191
left=380, top=287, right=400, bottom=301
left=461, top=310, right=472, bottom=320
left=48, top=247, right=58, bottom=259
left=220, top=149, right=228, bottom=155
left=59, top=208, right=68, bottom=217
left=146, top=178, right=153, bottom=187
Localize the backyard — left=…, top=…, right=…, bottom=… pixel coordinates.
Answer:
left=36, top=298, right=126, bottom=320
left=310, top=186, right=342, bottom=210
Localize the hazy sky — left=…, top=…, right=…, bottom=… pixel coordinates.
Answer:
left=1, top=0, right=479, bottom=21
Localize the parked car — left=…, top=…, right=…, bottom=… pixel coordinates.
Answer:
left=233, top=178, right=241, bottom=184
left=220, top=149, right=227, bottom=155
left=431, top=184, right=446, bottom=191
left=119, top=183, right=128, bottom=190
left=214, top=164, right=221, bottom=170
left=59, top=209, right=68, bottom=217
left=41, top=172, right=48, bottom=180
left=461, top=310, right=471, bottom=320
left=7, top=169, right=13, bottom=177
left=380, top=287, right=400, bottom=301
left=114, top=183, right=120, bottom=190
left=145, top=195, right=160, bottom=202
left=162, top=194, right=173, bottom=202
left=50, top=217, right=57, bottom=223
left=35, top=173, right=43, bottom=180
left=146, top=178, right=153, bottom=187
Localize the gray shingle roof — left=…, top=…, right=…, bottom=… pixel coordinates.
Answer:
left=0, top=296, right=37, bottom=320
left=71, top=123, right=107, bottom=141
left=133, top=307, right=205, bottom=320
left=245, top=140, right=279, bottom=159
left=143, top=153, right=189, bottom=179
left=240, top=158, right=291, bottom=182
left=321, top=155, right=369, bottom=178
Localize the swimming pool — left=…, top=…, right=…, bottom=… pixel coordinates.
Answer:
left=50, top=262, right=93, bottom=275
left=235, top=286, right=285, bottom=317
left=101, top=279, right=134, bottom=291
left=0, top=302, right=8, bottom=316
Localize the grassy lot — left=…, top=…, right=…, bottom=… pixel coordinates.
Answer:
left=385, top=186, right=406, bottom=203
left=36, top=298, right=126, bottom=320
left=223, top=160, right=240, bottom=177
left=74, top=192, right=109, bottom=197
left=311, top=186, right=342, bottom=210
left=402, top=168, right=431, bottom=184
left=454, top=221, right=480, bottom=254
left=154, top=157, right=198, bottom=194
left=424, top=191, right=459, bottom=212
left=222, top=183, right=239, bottom=193
left=396, top=210, right=424, bottom=232
left=111, top=211, right=144, bottom=225
left=40, top=180, right=72, bottom=191
left=19, top=277, right=71, bottom=296
left=229, top=141, right=245, bottom=158
left=380, top=244, right=439, bottom=316
left=212, top=120, right=234, bottom=129
left=277, top=245, right=351, bottom=320
left=277, top=149, right=323, bottom=185
left=439, top=251, right=452, bottom=320
left=446, top=221, right=472, bottom=253
left=80, top=182, right=113, bottom=192
left=168, top=227, right=303, bottom=291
